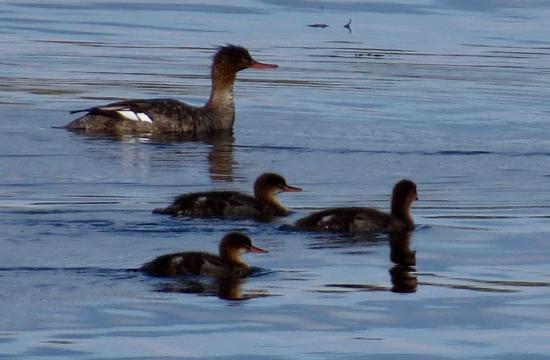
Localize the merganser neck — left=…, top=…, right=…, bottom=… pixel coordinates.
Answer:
left=391, top=206, right=412, bottom=224
left=390, top=179, right=417, bottom=229
left=254, top=190, right=287, bottom=215
left=219, top=246, right=247, bottom=267
left=204, top=66, right=236, bottom=130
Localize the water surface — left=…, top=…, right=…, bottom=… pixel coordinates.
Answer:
left=1, top=0, right=550, bottom=359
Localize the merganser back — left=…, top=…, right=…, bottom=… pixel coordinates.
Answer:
left=153, top=172, right=302, bottom=220
left=295, top=179, right=418, bottom=232
left=64, top=45, right=277, bottom=136
left=140, top=232, right=268, bottom=278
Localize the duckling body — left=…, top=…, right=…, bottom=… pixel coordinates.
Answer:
left=64, top=45, right=277, bottom=136
left=154, top=173, right=301, bottom=219
left=295, top=207, right=408, bottom=232
left=295, top=180, right=418, bottom=233
left=141, top=251, right=249, bottom=278
left=141, top=232, right=267, bottom=278
left=157, top=191, right=280, bottom=218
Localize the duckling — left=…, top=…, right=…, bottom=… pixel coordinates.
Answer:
left=140, top=232, right=267, bottom=278
left=154, top=172, right=302, bottom=219
left=295, top=179, right=418, bottom=232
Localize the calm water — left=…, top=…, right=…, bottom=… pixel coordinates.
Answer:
left=2, top=0, right=550, bottom=359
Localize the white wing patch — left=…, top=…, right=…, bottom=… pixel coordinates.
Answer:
left=320, top=215, right=336, bottom=224
left=170, top=256, right=183, bottom=265
left=116, top=110, right=153, bottom=123
left=196, top=197, right=208, bottom=204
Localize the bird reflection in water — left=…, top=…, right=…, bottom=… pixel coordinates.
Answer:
left=319, top=231, right=418, bottom=294
left=155, top=276, right=269, bottom=301
left=76, top=131, right=235, bottom=183
left=146, top=132, right=236, bottom=183
left=389, top=231, right=417, bottom=293
left=203, top=132, right=235, bottom=183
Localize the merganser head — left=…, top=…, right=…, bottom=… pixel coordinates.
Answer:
left=391, top=179, right=418, bottom=216
left=212, top=45, right=278, bottom=75
left=253, top=173, right=302, bottom=200
left=219, top=232, right=268, bottom=265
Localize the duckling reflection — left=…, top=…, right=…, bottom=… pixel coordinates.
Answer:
left=389, top=231, right=416, bottom=267
left=155, top=277, right=269, bottom=301
left=389, top=231, right=417, bottom=293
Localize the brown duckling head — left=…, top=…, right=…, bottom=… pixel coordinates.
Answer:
left=219, top=232, right=268, bottom=265
left=390, top=179, right=418, bottom=223
left=253, top=172, right=302, bottom=202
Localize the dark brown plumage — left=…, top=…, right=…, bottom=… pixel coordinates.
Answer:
left=295, top=179, right=418, bottom=232
left=140, top=232, right=268, bottom=278
left=153, top=172, right=302, bottom=220
left=64, top=45, right=277, bottom=136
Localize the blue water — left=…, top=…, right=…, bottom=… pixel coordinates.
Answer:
left=1, top=0, right=550, bottom=359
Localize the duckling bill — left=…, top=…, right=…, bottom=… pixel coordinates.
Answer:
left=154, top=172, right=302, bottom=220
left=295, top=179, right=418, bottom=232
left=141, top=232, right=267, bottom=278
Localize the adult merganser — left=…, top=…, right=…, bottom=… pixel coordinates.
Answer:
left=295, top=179, right=418, bottom=232
left=64, top=45, right=278, bottom=135
left=140, top=232, right=267, bottom=278
left=154, top=172, right=302, bottom=219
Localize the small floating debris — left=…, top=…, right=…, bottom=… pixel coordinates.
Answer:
left=354, top=53, right=384, bottom=58
left=344, top=18, right=352, bottom=33
left=307, top=23, right=329, bottom=28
